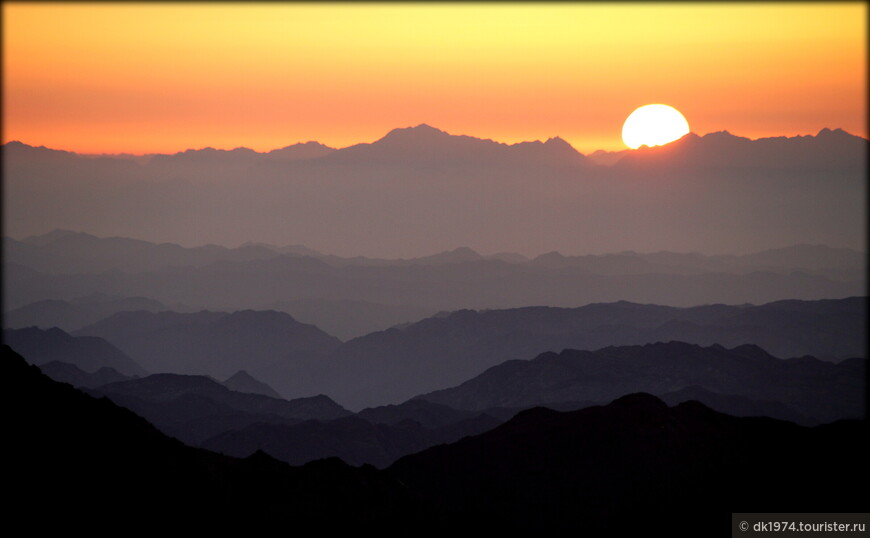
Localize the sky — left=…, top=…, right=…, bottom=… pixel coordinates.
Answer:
left=2, top=2, right=866, bottom=155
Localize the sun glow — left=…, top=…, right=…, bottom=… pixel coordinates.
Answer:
left=622, top=105, right=691, bottom=149
left=2, top=4, right=865, bottom=154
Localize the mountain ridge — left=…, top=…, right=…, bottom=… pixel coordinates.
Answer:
left=5, top=124, right=865, bottom=158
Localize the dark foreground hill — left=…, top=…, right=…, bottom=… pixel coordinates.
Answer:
left=202, top=413, right=501, bottom=468
left=1, top=345, right=429, bottom=529
left=389, top=393, right=869, bottom=532
left=5, top=344, right=865, bottom=532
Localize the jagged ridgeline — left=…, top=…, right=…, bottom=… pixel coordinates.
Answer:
left=4, top=126, right=865, bottom=257
left=5, top=345, right=866, bottom=532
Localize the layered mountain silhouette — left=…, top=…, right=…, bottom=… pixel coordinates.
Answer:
left=75, top=309, right=340, bottom=392
left=223, top=370, right=282, bottom=398
left=388, top=393, right=868, bottom=532
left=5, top=233, right=863, bottom=335
left=202, top=413, right=501, bottom=468
left=5, top=125, right=865, bottom=256
left=38, top=360, right=133, bottom=388
left=4, top=230, right=281, bottom=274
left=8, top=230, right=863, bottom=278
left=3, top=345, right=429, bottom=529
left=89, top=372, right=350, bottom=444
left=259, top=298, right=435, bottom=340
left=6, top=123, right=866, bottom=529
left=3, top=293, right=174, bottom=333
left=7, top=343, right=865, bottom=530
left=318, top=124, right=589, bottom=168
left=3, top=326, right=146, bottom=376
left=320, top=297, right=865, bottom=409
left=416, top=341, right=865, bottom=425
left=16, top=297, right=857, bottom=409
left=613, top=128, right=866, bottom=173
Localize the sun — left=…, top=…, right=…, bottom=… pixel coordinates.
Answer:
left=622, top=104, right=690, bottom=149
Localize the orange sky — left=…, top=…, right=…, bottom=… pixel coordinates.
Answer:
left=2, top=2, right=866, bottom=155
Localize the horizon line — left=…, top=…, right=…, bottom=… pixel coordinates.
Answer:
left=7, top=227, right=866, bottom=261
left=2, top=125, right=861, bottom=158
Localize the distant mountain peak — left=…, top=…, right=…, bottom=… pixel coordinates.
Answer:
left=226, top=369, right=254, bottom=381
left=224, top=369, right=283, bottom=399
left=410, top=123, right=445, bottom=133
left=699, top=130, right=744, bottom=141
left=266, top=141, right=336, bottom=161
left=275, top=141, right=334, bottom=150
left=816, top=127, right=853, bottom=138
left=544, top=136, right=570, bottom=147
left=22, top=229, right=96, bottom=245
left=608, top=392, right=670, bottom=411
left=377, top=124, right=451, bottom=144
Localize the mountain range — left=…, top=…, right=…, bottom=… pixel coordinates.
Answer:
left=7, top=296, right=863, bottom=409
left=5, top=125, right=865, bottom=257
left=8, top=344, right=865, bottom=531
left=415, top=341, right=865, bottom=425
left=3, top=326, right=146, bottom=377
left=388, top=392, right=868, bottom=532
left=88, top=372, right=350, bottom=444
left=5, top=231, right=864, bottom=343
left=2, top=345, right=429, bottom=529
left=74, top=309, right=340, bottom=384
left=320, top=298, right=865, bottom=408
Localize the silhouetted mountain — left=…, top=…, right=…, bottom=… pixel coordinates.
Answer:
left=264, top=141, right=336, bottom=161
left=3, top=345, right=429, bottom=528
left=528, top=244, right=865, bottom=281
left=615, top=128, right=867, bottom=173
left=5, top=237, right=861, bottom=315
left=223, top=370, right=282, bottom=398
left=240, top=240, right=322, bottom=257
left=71, top=366, right=501, bottom=468
left=39, top=360, right=132, bottom=388
left=91, top=372, right=350, bottom=444
left=88, top=367, right=499, bottom=467
left=657, top=385, right=812, bottom=425
left=416, top=342, right=864, bottom=424
left=202, top=412, right=501, bottom=469
left=264, top=298, right=436, bottom=340
left=3, top=326, right=146, bottom=376
left=358, top=399, right=491, bottom=429
left=6, top=341, right=865, bottom=530
left=4, top=294, right=172, bottom=332
left=76, top=309, right=341, bottom=393
left=388, top=393, right=868, bottom=531
left=9, top=231, right=862, bottom=279
left=318, top=124, right=590, bottom=169
left=316, top=297, right=864, bottom=409
left=6, top=126, right=863, bottom=256
left=586, top=147, right=629, bottom=166
left=5, top=231, right=281, bottom=274
left=726, top=243, right=865, bottom=273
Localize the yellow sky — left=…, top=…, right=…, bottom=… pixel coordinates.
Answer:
left=2, top=2, right=866, bottom=154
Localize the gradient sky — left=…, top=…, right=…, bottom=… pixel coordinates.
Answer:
left=3, top=2, right=866, bottom=155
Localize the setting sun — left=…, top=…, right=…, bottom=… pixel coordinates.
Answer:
left=622, top=104, right=690, bottom=149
